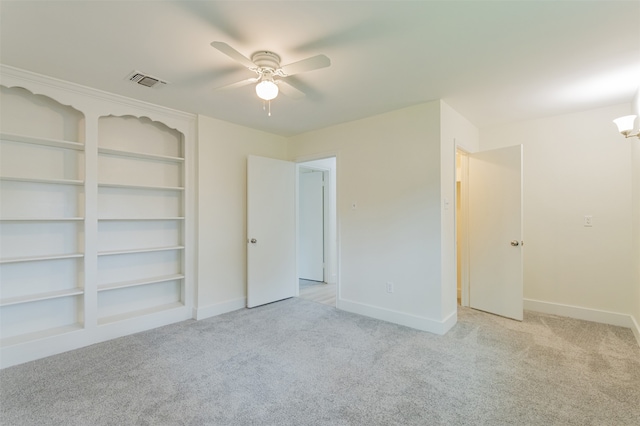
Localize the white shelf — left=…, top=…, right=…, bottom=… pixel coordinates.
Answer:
left=97, top=246, right=184, bottom=257
left=98, top=147, right=184, bottom=163
left=0, top=253, right=84, bottom=264
left=97, top=217, right=184, bottom=221
left=1, top=324, right=83, bottom=348
left=0, top=288, right=84, bottom=307
left=0, top=132, right=85, bottom=151
left=0, top=176, right=84, bottom=186
left=0, top=217, right=84, bottom=222
left=98, top=274, right=185, bottom=292
left=97, top=301, right=184, bottom=326
left=98, top=182, right=184, bottom=191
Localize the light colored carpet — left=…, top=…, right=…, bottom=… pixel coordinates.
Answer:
left=1, top=298, right=639, bottom=425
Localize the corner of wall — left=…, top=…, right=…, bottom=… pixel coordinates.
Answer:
left=632, top=89, right=640, bottom=346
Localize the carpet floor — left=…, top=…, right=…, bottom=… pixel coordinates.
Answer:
left=1, top=298, right=639, bottom=425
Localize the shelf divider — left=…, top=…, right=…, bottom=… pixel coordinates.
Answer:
left=0, top=132, right=85, bottom=151
left=0, top=217, right=84, bottom=222
left=97, top=246, right=185, bottom=257
left=98, top=147, right=184, bottom=163
left=98, top=182, right=184, bottom=191
left=98, top=217, right=184, bottom=221
left=0, top=253, right=84, bottom=264
left=97, top=274, right=185, bottom=292
left=1, top=288, right=84, bottom=307
left=0, top=176, right=84, bottom=186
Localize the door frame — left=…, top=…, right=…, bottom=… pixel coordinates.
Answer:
left=455, top=148, right=470, bottom=307
left=294, top=152, right=339, bottom=305
left=298, top=165, right=328, bottom=282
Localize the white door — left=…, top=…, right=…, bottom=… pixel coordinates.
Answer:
left=468, top=145, right=523, bottom=320
left=299, top=170, right=325, bottom=281
left=247, top=155, right=296, bottom=308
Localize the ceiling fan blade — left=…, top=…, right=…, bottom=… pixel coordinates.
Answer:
left=213, top=77, right=259, bottom=91
left=211, top=41, right=256, bottom=69
left=277, top=80, right=306, bottom=100
left=279, top=54, right=330, bottom=76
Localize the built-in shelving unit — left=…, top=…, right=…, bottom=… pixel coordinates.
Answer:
left=96, top=115, right=186, bottom=324
left=0, top=88, right=86, bottom=346
left=0, top=74, right=194, bottom=368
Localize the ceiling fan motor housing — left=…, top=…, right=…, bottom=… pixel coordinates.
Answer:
left=251, top=51, right=281, bottom=73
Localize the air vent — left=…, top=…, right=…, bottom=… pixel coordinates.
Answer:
left=127, top=71, right=168, bottom=88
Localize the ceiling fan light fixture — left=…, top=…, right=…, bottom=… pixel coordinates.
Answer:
left=256, top=80, right=279, bottom=101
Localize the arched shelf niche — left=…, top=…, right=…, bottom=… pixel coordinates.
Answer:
left=95, top=114, right=186, bottom=325
left=0, top=85, right=85, bottom=143
left=0, top=85, right=86, bottom=345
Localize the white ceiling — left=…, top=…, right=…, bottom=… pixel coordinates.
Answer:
left=1, top=1, right=639, bottom=136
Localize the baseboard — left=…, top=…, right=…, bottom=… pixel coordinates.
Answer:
left=524, top=298, right=640, bottom=347
left=194, top=297, right=246, bottom=320
left=1, top=305, right=192, bottom=369
left=631, top=315, right=640, bottom=347
left=337, top=299, right=457, bottom=335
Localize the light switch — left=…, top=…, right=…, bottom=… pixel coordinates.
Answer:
left=584, top=215, right=592, bottom=227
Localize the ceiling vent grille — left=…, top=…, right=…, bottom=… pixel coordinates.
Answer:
left=127, top=71, right=168, bottom=88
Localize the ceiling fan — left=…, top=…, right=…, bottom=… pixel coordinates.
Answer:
left=210, top=41, right=331, bottom=103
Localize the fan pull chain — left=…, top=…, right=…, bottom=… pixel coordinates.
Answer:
left=262, top=100, right=272, bottom=117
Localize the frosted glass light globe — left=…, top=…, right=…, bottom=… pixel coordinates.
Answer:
left=613, top=115, right=637, bottom=135
left=256, top=80, right=279, bottom=101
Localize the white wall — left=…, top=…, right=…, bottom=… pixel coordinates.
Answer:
left=481, top=104, right=636, bottom=326
left=288, top=102, right=453, bottom=333
left=632, top=89, right=640, bottom=340
left=196, top=115, right=287, bottom=319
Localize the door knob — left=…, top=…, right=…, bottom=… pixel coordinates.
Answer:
left=510, top=240, right=520, bottom=246
left=250, top=238, right=257, bottom=244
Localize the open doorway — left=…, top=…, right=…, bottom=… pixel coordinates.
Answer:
left=456, top=149, right=470, bottom=307
left=296, top=157, right=337, bottom=307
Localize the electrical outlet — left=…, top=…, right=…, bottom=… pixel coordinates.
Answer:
left=386, top=282, right=394, bottom=293
left=584, top=215, right=593, bottom=227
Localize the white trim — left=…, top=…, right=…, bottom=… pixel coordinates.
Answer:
left=295, top=152, right=340, bottom=300
left=338, top=299, right=457, bottom=335
left=1, top=65, right=195, bottom=134
left=194, top=297, right=246, bottom=320
left=1, top=306, right=191, bottom=369
left=524, top=298, right=640, bottom=347
left=630, top=315, right=640, bottom=347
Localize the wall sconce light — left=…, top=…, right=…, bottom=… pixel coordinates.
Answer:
left=613, top=115, right=640, bottom=139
